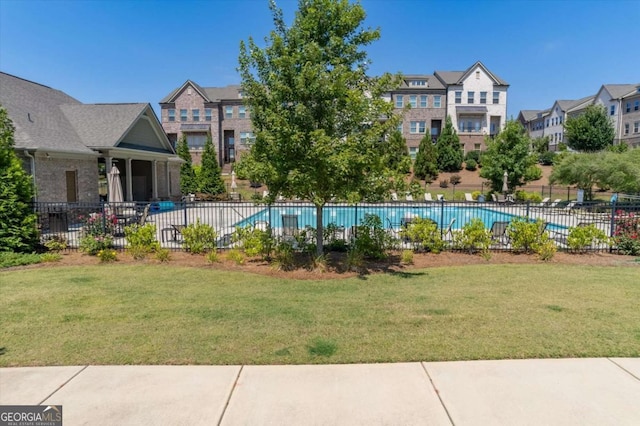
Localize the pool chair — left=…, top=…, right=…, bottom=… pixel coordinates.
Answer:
left=436, top=194, right=446, bottom=202
left=281, top=214, right=299, bottom=241
left=424, top=193, right=434, bottom=202
left=490, top=221, right=510, bottom=246
left=391, top=192, right=399, bottom=201
left=443, top=218, right=456, bottom=240
left=548, top=199, right=562, bottom=207
left=558, top=200, right=580, bottom=215
left=464, top=193, right=475, bottom=202
left=405, top=193, right=414, bottom=202
left=537, top=197, right=550, bottom=207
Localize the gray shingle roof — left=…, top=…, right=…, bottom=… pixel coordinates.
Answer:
left=396, top=75, right=446, bottom=90
left=0, top=72, right=94, bottom=154
left=433, top=71, right=464, bottom=85
left=602, top=84, right=639, bottom=100
left=60, top=103, right=148, bottom=148
left=519, top=110, right=543, bottom=122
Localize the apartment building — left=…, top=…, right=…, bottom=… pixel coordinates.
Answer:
left=518, top=83, right=640, bottom=150
left=159, top=81, right=253, bottom=168
left=161, top=61, right=508, bottom=165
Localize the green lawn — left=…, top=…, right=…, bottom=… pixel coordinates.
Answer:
left=1, top=264, right=639, bottom=367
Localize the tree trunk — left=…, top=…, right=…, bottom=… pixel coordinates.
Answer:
left=316, top=204, right=324, bottom=256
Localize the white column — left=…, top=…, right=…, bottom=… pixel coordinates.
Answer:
left=166, top=162, right=171, bottom=197
left=126, top=158, right=133, bottom=201
left=152, top=160, right=158, bottom=200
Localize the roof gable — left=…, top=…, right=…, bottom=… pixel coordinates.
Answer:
left=160, top=80, right=212, bottom=104
left=457, top=61, right=509, bottom=86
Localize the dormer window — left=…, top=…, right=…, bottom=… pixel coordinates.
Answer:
left=409, top=80, right=427, bottom=87
left=475, top=71, right=480, bottom=79
left=238, top=90, right=244, bottom=98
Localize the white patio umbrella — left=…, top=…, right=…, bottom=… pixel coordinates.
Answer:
left=502, top=171, right=509, bottom=193
left=108, top=166, right=124, bottom=203
left=230, top=170, right=238, bottom=190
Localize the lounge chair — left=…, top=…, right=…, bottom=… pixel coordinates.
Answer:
left=281, top=214, right=299, bottom=240
left=490, top=221, right=510, bottom=246
left=537, top=197, right=550, bottom=207
left=464, top=193, right=475, bottom=202
left=424, top=193, right=433, bottom=202
left=436, top=194, right=445, bottom=202
left=391, top=192, right=399, bottom=201
left=549, top=199, right=562, bottom=207
left=405, top=193, right=414, bottom=202
left=138, top=203, right=150, bottom=226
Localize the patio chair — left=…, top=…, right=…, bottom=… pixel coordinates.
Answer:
left=282, top=214, right=299, bottom=240
left=490, top=221, right=510, bottom=246
left=436, top=194, right=446, bottom=202
left=537, top=197, right=550, bottom=207
left=443, top=218, right=456, bottom=239
left=424, top=193, right=434, bottom=202
left=391, top=192, right=399, bottom=201
left=138, top=203, right=150, bottom=226
left=549, top=199, right=562, bottom=207
left=464, top=193, right=475, bottom=202
left=405, top=193, right=413, bottom=202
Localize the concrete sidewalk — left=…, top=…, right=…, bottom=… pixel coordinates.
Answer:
left=1, top=358, right=639, bottom=425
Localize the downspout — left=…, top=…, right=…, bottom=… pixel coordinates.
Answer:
left=23, top=150, right=37, bottom=203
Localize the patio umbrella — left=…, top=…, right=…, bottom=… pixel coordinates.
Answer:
left=502, top=171, right=509, bottom=193
left=230, top=170, right=237, bottom=191
left=108, top=166, right=124, bottom=203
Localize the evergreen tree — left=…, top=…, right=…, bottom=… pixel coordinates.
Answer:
left=436, top=116, right=463, bottom=172
left=564, top=104, right=615, bottom=152
left=0, top=106, right=39, bottom=252
left=385, top=131, right=411, bottom=174
left=176, top=134, right=197, bottom=194
left=413, top=134, right=438, bottom=181
left=198, top=132, right=225, bottom=195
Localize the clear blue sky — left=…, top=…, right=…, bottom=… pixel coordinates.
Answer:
left=1, top=0, right=639, bottom=119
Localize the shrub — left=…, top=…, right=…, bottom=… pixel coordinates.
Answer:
left=232, top=225, right=274, bottom=259
left=155, top=248, right=171, bottom=263
left=79, top=234, right=114, bottom=256
left=182, top=219, right=217, bottom=254
left=79, top=212, right=118, bottom=237
left=464, top=150, right=481, bottom=164
left=352, top=214, right=395, bottom=259
left=345, top=247, right=364, bottom=272
left=439, top=180, right=449, bottom=188
left=0, top=252, right=42, bottom=268
left=323, top=223, right=348, bottom=252
left=524, top=165, right=543, bottom=181
left=507, top=218, right=547, bottom=254
left=453, top=218, right=491, bottom=255
left=206, top=250, right=219, bottom=263
left=465, top=159, right=477, bottom=171
left=535, top=238, right=557, bottom=261
left=471, top=191, right=481, bottom=201
left=539, top=151, right=556, bottom=165
left=567, top=224, right=609, bottom=253
left=400, top=218, right=444, bottom=253
left=125, top=224, right=159, bottom=259
left=272, top=240, right=295, bottom=270
left=613, top=210, right=640, bottom=255
left=40, top=252, right=62, bottom=263
left=226, top=249, right=245, bottom=265
left=514, top=191, right=543, bottom=204
left=44, top=235, right=67, bottom=252
left=400, top=249, right=414, bottom=265
left=97, top=249, right=117, bottom=263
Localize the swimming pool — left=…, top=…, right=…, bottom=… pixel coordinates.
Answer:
left=235, top=204, right=566, bottom=231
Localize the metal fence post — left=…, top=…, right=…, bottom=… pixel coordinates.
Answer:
left=609, top=198, right=617, bottom=253
left=101, top=202, right=107, bottom=234
left=439, top=198, right=445, bottom=239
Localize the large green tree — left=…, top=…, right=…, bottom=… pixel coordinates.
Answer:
left=413, top=134, right=438, bottom=181
left=435, top=116, right=463, bottom=172
left=480, top=120, right=538, bottom=193
left=238, top=0, right=402, bottom=255
left=176, top=135, right=197, bottom=195
left=564, top=104, right=615, bottom=152
left=0, top=106, right=39, bottom=252
left=198, top=133, right=225, bottom=195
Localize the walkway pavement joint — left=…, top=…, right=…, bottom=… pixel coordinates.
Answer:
left=607, top=357, right=640, bottom=382
left=421, top=362, right=455, bottom=426
left=217, top=365, right=243, bottom=426
left=37, top=365, right=88, bottom=405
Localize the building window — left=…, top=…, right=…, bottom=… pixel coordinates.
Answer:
left=168, top=109, right=175, bottom=122
left=205, top=108, right=212, bottom=121
left=192, top=109, right=200, bottom=122
left=186, top=134, right=207, bottom=149
left=420, top=95, right=427, bottom=108
left=626, top=102, right=631, bottom=113
left=635, top=101, right=639, bottom=111
left=240, top=132, right=256, bottom=144
left=468, top=92, right=474, bottom=104
left=624, top=123, right=630, bottom=135
left=459, top=119, right=482, bottom=133
left=410, top=121, right=426, bottom=134
left=409, top=80, right=426, bottom=86
left=545, top=119, right=549, bottom=127
left=559, top=116, right=563, bottom=124
left=225, top=106, right=233, bottom=118
left=610, top=105, right=615, bottom=116
left=409, top=95, right=417, bottom=108
left=474, top=143, right=481, bottom=151
left=434, top=96, right=441, bottom=108
left=493, top=92, right=499, bottom=104
left=475, top=70, right=480, bottom=79
left=395, top=95, right=403, bottom=108
left=409, top=147, right=418, bottom=159
left=180, top=109, right=187, bottom=122
left=480, top=92, right=487, bottom=104
left=238, top=106, right=246, bottom=118
left=635, top=121, right=640, bottom=133
left=455, top=91, right=462, bottom=104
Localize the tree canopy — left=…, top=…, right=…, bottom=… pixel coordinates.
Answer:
left=564, top=104, right=615, bottom=152
left=0, top=106, right=39, bottom=252
left=413, top=134, right=438, bottom=181
left=238, top=0, right=402, bottom=254
left=479, top=120, right=538, bottom=193
left=435, top=116, right=463, bottom=172
left=176, top=135, right=197, bottom=195
left=197, top=133, right=225, bottom=196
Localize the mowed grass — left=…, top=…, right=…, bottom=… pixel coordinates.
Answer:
left=1, top=264, right=639, bottom=366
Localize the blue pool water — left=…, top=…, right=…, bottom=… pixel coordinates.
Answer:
left=235, top=205, right=565, bottom=231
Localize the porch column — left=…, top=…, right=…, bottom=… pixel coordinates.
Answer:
left=105, top=156, right=112, bottom=174
left=166, top=161, right=171, bottom=197
left=152, top=160, right=158, bottom=200
left=126, top=158, right=133, bottom=201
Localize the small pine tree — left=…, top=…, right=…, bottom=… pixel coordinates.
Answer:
left=0, top=106, right=39, bottom=252
left=413, top=134, right=438, bottom=181
left=198, top=132, right=225, bottom=195
left=385, top=131, right=411, bottom=174
left=176, top=134, right=197, bottom=194
left=436, top=116, right=463, bottom=172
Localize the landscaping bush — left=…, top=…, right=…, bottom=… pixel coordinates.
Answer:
left=400, top=217, right=444, bottom=253
left=79, top=234, right=114, bottom=256
left=182, top=219, right=217, bottom=254
left=272, top=240, right=295, bottom=270
left=232, top=225, right=274, bottom=259
left=323, top=223, right=348, bottom=252
left=453, top=218, right=491, bottom=256
left=567, top=224, right=609, bottom=253
left=524, top=165, right=543, bottom=181
left=352, top=214, right=395, bottom=259
left=0, top=251, right=42, bottom=268
left=465, top=159, right=477, bottom=171
left=539, top=151, right=556, bottom=165
left=514, top=191, right=543, bottom=204
left=78, top=212, right=116, bottom=256
left=471, top=191, right=482, bottom=201
left=124, top=224, right=159, bottom=259
left=464, top=150, right=481, bottom=164
left=97, top=249, right=117, bottom=263
left=439, top=180, right=449, bottom=188
left=507, top=218, right=546, bottom=254
left=613, top=210, right=640, bottom=255
left=44, top=235, right=68, bottom=252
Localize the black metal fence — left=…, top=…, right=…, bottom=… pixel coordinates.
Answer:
left=32, top=199, right=640, bottom=254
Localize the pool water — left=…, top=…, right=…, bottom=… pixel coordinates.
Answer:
left=235, top=205, right=565, bottom=231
